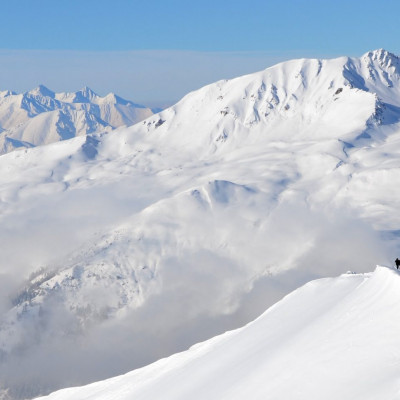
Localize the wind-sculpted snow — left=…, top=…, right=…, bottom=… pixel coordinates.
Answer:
left=35, top=266, right=400, bottom=400
left=1, top=49, right=400, bottom=398
left=0, top=85, right=153, bottom=154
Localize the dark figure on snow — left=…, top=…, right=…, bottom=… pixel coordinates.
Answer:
left=396, top=258, right=400, bottom=270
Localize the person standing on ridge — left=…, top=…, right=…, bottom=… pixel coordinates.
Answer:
left=396, top=258, right=400, bottom=269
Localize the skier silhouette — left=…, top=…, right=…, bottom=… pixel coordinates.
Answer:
left=396, top=258, right=400, bottom=270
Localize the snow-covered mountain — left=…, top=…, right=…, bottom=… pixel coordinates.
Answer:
left=35, top=266, right=400, bottom=400
left=1, top=49, right=400, bottom=398
left=0, top=85, right=154, bottom=154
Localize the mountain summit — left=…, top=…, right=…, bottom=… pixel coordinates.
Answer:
left=0, top=86, right=154, bottom=154
left=28, top=84, right=56, bottom=98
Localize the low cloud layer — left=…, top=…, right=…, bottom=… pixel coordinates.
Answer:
left=0, top=198, right=396, bottom=399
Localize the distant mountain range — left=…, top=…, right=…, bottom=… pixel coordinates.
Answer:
left=0, top=85, right=154, bottom=154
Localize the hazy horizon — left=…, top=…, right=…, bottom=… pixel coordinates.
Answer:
left=0, top=49, right=343, bottom=108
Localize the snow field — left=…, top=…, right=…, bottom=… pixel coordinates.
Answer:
left=36, top=266, right=400, bottom=400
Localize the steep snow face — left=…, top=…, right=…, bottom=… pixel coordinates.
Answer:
left=0, top=86, right=153, bottom=154
left=357, top=49, right=400, bottom=103
left=1, top=50, right=400, bottom=398
left=35, top=266, right=400, bottom=400
left=144, top=54, right=374, bottom=154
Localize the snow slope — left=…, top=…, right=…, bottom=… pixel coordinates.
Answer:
left=1, top=49, right=400, bottom=398
left=0, top=85, right=153, bottom=154
left=35, top=266, right=400, bottom=400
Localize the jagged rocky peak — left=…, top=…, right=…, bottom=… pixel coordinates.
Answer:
left=0, top=85, right=154, bottom=155
left=74, top=86, right=99, bottom=102
left=80, top=85, right=97, bottom=98
left=0, top=90, right=15, bottom=98
left=363, top=48, right=400, bottom=71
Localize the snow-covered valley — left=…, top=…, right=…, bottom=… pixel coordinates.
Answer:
left=1, top=49, right=400, bottom=398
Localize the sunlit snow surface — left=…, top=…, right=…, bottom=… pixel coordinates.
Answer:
left=1, top=49, right=400, bottom=398
left=36, top=266, right=400, bottom=400
left=0, top=85, right=153, bottom=154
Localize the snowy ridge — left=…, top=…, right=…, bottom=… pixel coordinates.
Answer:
left=1, top=49, right=400, bottom=398
left=0, top=85, right=154, bottom=154
left=35, top=266, right=400, bottom=400
left=128, top=50, right=398, bottom=159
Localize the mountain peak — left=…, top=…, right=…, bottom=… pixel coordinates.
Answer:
left=363, top=48, right=400, bottom=70
left=0, top=89, right=15, bottom=98
left=28, top=84, right=55, bottom=98
left=102, top=92, right=134, bottom=106
left=104, top=92, right=118, bottom=102
left=368, top=48, right=397, bottom=58
left=80, top=86, right=97, bottom=97
left=77, top=86, right=98, bottom=101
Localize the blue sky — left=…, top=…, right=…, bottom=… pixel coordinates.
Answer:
left=2, top=0, right=400, bottom=106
